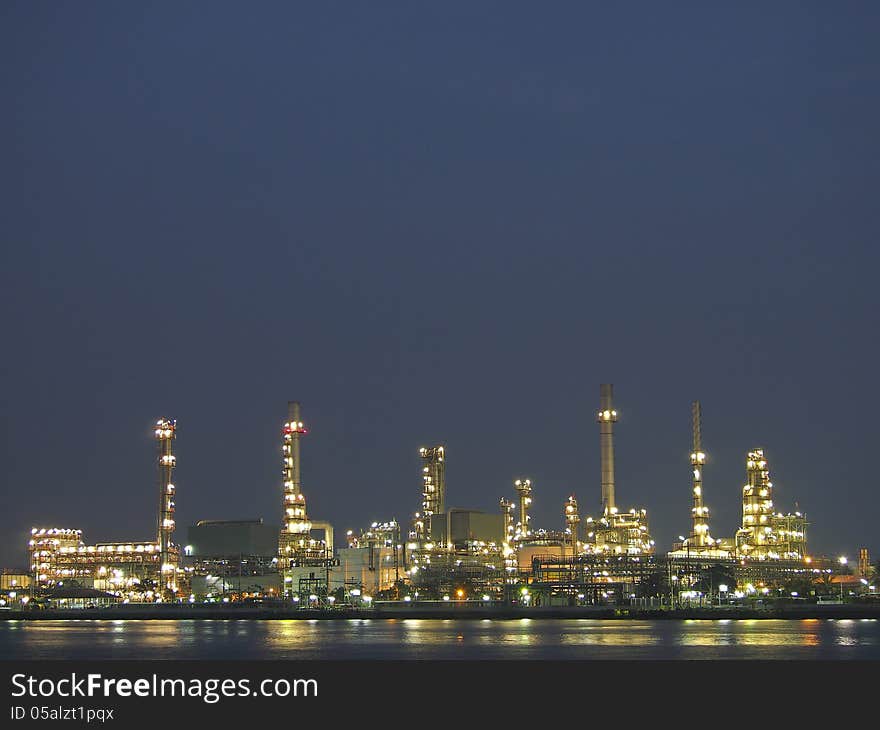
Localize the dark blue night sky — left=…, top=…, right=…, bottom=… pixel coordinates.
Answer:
left=2, top=2, right=878, bottom=568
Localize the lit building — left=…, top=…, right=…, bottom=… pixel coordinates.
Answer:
left=0, top=572, right=31, bottom=591
left=29, top=528, right=83, bottom=586
left=859, top=547, right=870, bottom=578
left=28, top=528, right=169, bottom=598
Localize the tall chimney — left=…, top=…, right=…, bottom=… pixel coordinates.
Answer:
left=288, top=401, right=302, bottom=491
left=597, top=384, right=618, bottom=515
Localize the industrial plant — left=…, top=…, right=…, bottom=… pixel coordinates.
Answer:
left=14, top=385, right=873, bottom=611
left=26, top=419, right=181, bottom=604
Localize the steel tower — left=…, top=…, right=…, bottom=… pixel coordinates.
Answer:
left=155, top=418, right=177, bottom=598
left=690, top=401, right=710, bottom=547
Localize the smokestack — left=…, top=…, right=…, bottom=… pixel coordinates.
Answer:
left=287, top=401, right=302, bottom=490
left=597, top=384, right=618, bottom=515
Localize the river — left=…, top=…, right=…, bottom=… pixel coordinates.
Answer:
left=2, top=618, right=879, bottom=660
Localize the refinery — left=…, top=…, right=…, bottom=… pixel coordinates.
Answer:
left=6, top=385, right=875, bottom=614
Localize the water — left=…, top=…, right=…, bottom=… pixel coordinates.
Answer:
left=2, top=618, right=880, bottom=660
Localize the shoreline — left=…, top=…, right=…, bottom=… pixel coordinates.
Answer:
left=3, top=604, right=879, bottom=621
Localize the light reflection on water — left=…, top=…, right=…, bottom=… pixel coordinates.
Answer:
left=1, top=619, right=877, bottom=660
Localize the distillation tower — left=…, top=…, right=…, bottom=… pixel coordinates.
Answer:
left=735, top=449, right=808, bottom=560
left=499, top=497, right=517, bottom=575
left=155, top=418, right=178, bottom=597
left=514, top=479, right=532, bottom=541
left=277, top=402, right=328, bottom=569
left=419, top=446, right=446, bottom=542
left=738, top=448, right=774, bottom=555
left=500, top=497, right=515, bottom=546
left=564, top=496, right=580, bottom=557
